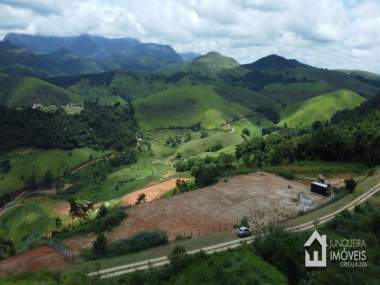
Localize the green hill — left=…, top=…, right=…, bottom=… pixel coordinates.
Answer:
left=0, top=73, right=73, bottom=106
left=238, top=55, right=378, bottom=99
left=134, top=85, right=252, bottom=129
left=162, top=52, right=239, bottom=76
left=214, top=85, right=281, bottom=111
left=279, top=89, right=365, bottom=128
left=263, top=82, right=333, bottom=106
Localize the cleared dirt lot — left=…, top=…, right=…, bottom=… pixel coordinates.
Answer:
left=0, top=246, right=69, bottom=276
left=121, top=178, right=182, bottom=206
left=109, top=172, right=326, bottom=241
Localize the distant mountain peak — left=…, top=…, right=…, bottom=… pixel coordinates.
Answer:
left=198, top=51, right=225, bottom=59
left=247, top=54, right=303, bottom=70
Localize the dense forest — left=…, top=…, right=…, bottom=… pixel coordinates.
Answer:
left=0, top=101, right=138, bottom=152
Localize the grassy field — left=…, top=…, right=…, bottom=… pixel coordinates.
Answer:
left=66, top=155, right=172, bottom=202
left=134, top=85, right=252, bottom=129
left=279, top=89, right=364, bottom=128
left=0, top=196, right=69, bottom=251
left=0, top=148, right=105, bottom=195
left=149, top=114, right=272, bottom=159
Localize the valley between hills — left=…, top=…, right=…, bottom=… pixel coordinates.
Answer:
left=0, top=33, right=380, bottom=284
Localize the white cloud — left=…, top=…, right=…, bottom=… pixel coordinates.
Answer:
left=0, top=0, right=379, bottom=72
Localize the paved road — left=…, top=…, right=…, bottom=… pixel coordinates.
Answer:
left=88, top=181, right=380, bottom=279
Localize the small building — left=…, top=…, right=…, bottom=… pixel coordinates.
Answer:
left=310, top=182, right=331, bottom=196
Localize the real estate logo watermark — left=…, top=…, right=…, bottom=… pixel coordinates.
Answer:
left=304, top=230, right=367, bottom=268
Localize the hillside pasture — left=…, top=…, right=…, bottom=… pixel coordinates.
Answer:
left=279, top=89, right=364, bottom=128
left=134, top=85, right=252, bottom=129
left=0, top=196, right=70, bottom=251
left=0, top=148, right=104, bottom=195
left=66, top=156, right=172, bottom=202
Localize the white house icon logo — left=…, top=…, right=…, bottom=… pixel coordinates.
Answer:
left=304, top=230, right=327, bottom=267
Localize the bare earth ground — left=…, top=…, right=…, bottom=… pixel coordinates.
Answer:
left=0, top=247, right=69, bottom=276
left=109, top=172, right=326, bottom=241
left=63, top=233, right=96, bottom=256
left=121, top=178, right=184, bottom=206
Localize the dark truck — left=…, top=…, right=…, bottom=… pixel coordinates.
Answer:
left=310, top=181, right=332, bottom=196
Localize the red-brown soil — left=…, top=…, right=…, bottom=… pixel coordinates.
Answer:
left=109, top=172, right=326, bottom=241
left=0, top=247, right=69, bottom=276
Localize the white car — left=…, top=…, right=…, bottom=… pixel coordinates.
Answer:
left=236, top=226, right=252, bottom=238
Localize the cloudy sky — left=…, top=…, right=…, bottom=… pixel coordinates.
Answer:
left=1, top=0, right=379, bottom=72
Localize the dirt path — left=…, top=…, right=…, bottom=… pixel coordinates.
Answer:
left=0, top=247, right=69, bottom=276
left=121, top=178, right=183, bottom=206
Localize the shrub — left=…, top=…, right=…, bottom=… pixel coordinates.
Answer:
left=0, top=160, right=11, bottom=174
left=92, top=234, right=107, bottom=256
left=135, top=193, right=146, bottom=205
left=42, top=170, right=54, bottom=187
left=191, top=162, right=219, bottom=187
left=200, top=131, right=209, bottom=138
left=207, top=142, right=223, bottom=152
left=169, top=245, right=188, bottom=272
left=96, top=204, right=108, bottom=219
left=242, top=128, right=250, bottom=137
left=344, top=178, right=357, bottom=193
left=270, top=169, right=295, bottom=180
left=107, top=230, right=168, bottom=257
left=183, top=133, right=192, bottom=142
left=109, top=151, right=137, bottom=168
left=95, top=209, right=126, bottom=233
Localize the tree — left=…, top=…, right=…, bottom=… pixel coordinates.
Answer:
left=200, top=131, right=209, bottom=138
left=183, top=132, right=192, bottom=142
left=345, top=178, right=357, bottom=193
left=92, top=234, right=107, bottom=256
left=0, top=160, right=11, bottom=174
left=55, top=217, right=62, bottom=229
left=26, top=174, right=38, bottom=191
left=97, top=204, right=108, bottom=218
left=42, top=170, right=54, bottom=187
left=169, top=245, right=187, bottom=272
left=0, top=238, right=15, bottom=260
left=135, top=193, right=146, bottom=205
left=242, top=128, right=250, bottom=138
left=191, top=162, right=219, bottom=187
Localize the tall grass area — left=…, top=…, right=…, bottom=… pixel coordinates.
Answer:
left=0, top=197, right=69, bottom=251
left=0, top=148, right=105, bottom=195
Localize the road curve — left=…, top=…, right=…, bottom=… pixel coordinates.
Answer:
left=89, top=181, right=380, bottom=279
